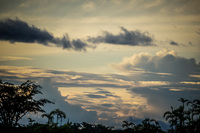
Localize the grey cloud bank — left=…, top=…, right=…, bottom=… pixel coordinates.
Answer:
left=0, top=18, right=90, bottom=51
left=0, top=18, right=53, bottom=44
left=1, top=0, right=199, bottom=19
left=0, top=18, right=158, bottom=51
left=88, top=27, right=156, bottom=46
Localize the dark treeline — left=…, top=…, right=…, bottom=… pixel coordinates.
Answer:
left=0, top=80, right=200, bottom=133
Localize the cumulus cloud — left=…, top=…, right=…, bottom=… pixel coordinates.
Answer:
left=88, top=27, right=156, bottom=46
left=112, top=49, right=200, bottom=76
left=0, top=18, right=90, bottom=51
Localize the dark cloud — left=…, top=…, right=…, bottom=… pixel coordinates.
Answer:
left=86, top=94, right=107, bottom=99
left=0, top=18, right=90, bottom=51
left=87, top=27, right=156, bottom=46
left=188, top=41, right=193, bottom=45
left=196, top=28, right=200, bottom=35
left=101, top=103, right=113, bottom=107
left=96, top=90, right=119, bottom=98
left=0, top=18, right=53, bottom=44
left=96, top=90, right=112, bottom=94
left=71, top=39, right=88, bottom=51
left=169, top=40, right=179, bottom=46
left=94, top=88, right=124, bottom=98
left=95, top=88, right=119, bottom=98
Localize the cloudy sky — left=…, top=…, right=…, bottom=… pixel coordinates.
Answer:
left=0, top=0, right=200, bottom=129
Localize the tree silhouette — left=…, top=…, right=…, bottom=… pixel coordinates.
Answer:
left=139, top=118, right=162, bottom=133
left=164, top=98, right=200, bottom=133
left=28, top=118, right=35, bottom=126
left=122, top=120, right=135, bottom=129
left=150, top=118, right=162, bottom=132
left=1, top=79, right=199, bottom=133
left=122, top=120, right=135, bottom=133
left=121, top=118, right=163, bottom=133
left=178, top=98, right=188, bottom=110
left=42, top=109, right=66, bottom=127
left=178, top=98, right=188, bottom=131
left=0, top=79, right=53, bottom=128
left=80, top=122, right=113, bottom=133
left=51, top=108, right=66, bottom=126
left=163, top=106, right=177, bottom=132
left=186, top=99, right=200, bottom=132
left=41, top=112, right=54, bottom=126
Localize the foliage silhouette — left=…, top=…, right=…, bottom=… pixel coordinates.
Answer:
left=42, top=109, right=66, bottom=126
left=163, top=98, right=200, bottom=133
left=51, top=108, right=67, bottom=126
left=163, top=106, right=177, bottom=132
left=0, top=79, right=200, bottom=133
left=0, top=79, right=53, bottom=129
left=122, top=118, right=163, bottom=133
left=41, top=112, right=54, bottom=126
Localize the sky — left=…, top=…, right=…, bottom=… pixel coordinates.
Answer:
left=0, top=0, right=200, bottom=129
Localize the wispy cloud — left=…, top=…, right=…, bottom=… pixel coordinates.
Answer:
left=0, top=56, right=32, bottom=61
left=0, top=18, right=91, bottom=51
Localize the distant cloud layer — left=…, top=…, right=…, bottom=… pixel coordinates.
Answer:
left=0, top=64, right=200, bottom=128
left=112, top=49, right=200, bottom=76
left=0, top=18, right=90, bottom=51
left=88, top=27, right=156, bottom=46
